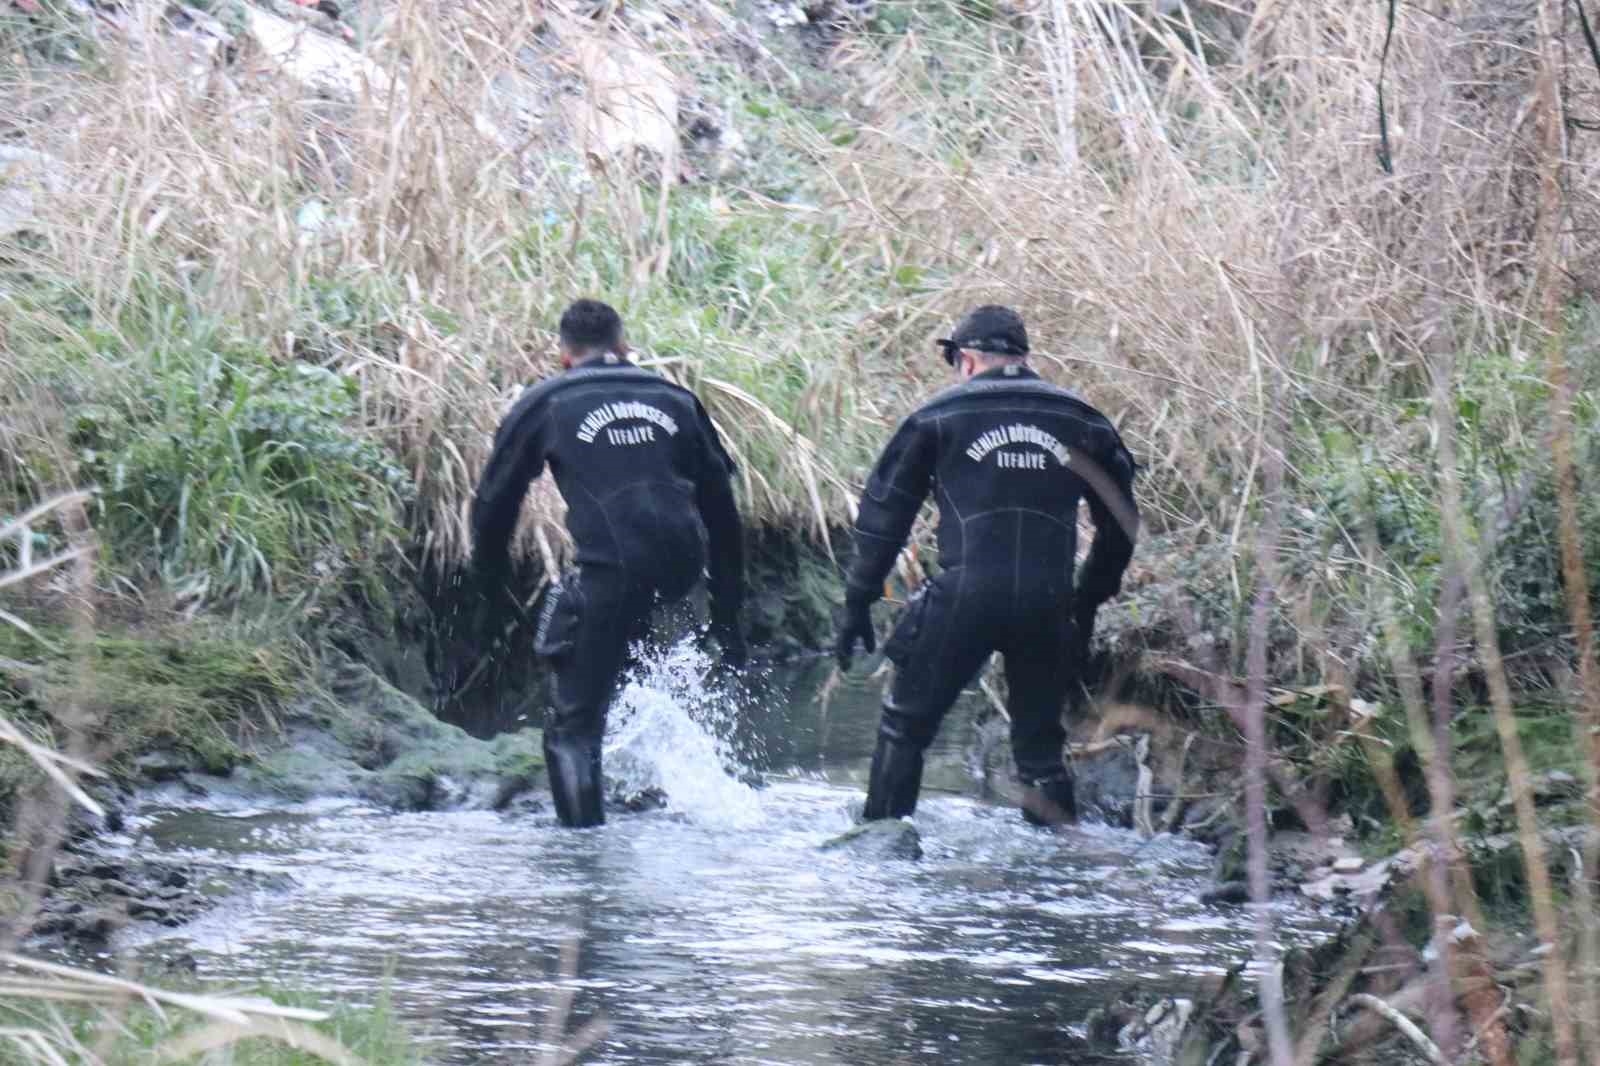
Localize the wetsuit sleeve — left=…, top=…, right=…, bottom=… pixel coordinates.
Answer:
left=469, top=388, right=550, bottom=575
left=1076, top=436, right=1139, bottom=609
left=691, top=398, right=744, bottom=629
left=844, top=414, right=935, bottom=608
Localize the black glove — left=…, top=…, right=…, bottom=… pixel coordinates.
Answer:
left=1071, top=597, right=1099, bottom=669
left=433, top=570, right=486, bottom=705
left=434, top=560, right=521, bottom=703
left=834, top=599, right=877, bottom=671
left=711, top=619, right=748, bottom=673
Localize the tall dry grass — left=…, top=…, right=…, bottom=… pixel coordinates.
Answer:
left=2, top=0, right=1591, bottom=577
left=819, top=1, right=1596, bottom=533
left=6, top=0, right=555, bottom=574
left=2, top=0, right=894, bottom=589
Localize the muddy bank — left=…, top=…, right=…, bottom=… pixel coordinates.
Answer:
left=117, top=657, right=546, bottom=816
left=31, top=852, right=290, bottom=955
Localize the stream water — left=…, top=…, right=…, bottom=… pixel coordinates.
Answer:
left=111, top=643, right=1338, bottom=1064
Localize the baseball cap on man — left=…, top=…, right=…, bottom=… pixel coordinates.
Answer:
left=936, top=305, right=1030, bottom=366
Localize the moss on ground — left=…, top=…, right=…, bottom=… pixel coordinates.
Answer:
left=0, top=617, right=544, bottom=822
left=0, top=620, right=298, bottom=823
left=212, top=658, right=544, bottom=811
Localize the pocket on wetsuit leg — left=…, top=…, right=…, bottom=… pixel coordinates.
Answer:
left=534, top=574, right=585, bottom=660
left=881, top=584, right=934, bottom=666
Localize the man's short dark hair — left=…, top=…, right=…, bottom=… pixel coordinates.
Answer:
left=559, top=299, right=624, bottom=352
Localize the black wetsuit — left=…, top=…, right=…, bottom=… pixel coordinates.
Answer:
left=845, top=364, right=1137, bottom=821
left=470, top=355, right=743, bottom=826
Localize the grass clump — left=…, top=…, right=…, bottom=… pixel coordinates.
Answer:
left=0, top=982, right=427, bottom=1066
left=7, top=278, right=412, bottom=606
left=0, top=0, right=946, bottom=597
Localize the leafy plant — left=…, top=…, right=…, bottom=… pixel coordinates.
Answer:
left=62, top=328, right=412, bottom=604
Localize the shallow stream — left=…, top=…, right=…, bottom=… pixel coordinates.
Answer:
left=111, top=645, right=1337, bottom=1064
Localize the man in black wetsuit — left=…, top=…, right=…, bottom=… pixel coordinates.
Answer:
left=834, top=305, right=1138, bottom=826
left=468, top=299, right=745, bottom=828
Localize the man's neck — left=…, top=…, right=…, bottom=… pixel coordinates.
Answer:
left=968, top=360, right=1034, bottom=381
left=568, top=350, right=626, bottom=369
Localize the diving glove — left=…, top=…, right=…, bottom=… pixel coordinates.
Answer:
left=834, top=599, right=877, bottom=670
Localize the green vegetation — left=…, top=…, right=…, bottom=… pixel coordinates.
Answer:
left=0, top=623, right=298, bottom=824
left=0, top=984, right=427, bottom=1066
left=8, top=280, right=412, bottom=605
left=2, top=0, right=1597, bottom=842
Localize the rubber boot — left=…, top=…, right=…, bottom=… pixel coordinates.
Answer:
left=1021, top=774, right=1078, bottom=827
left=543, top=731, right=605, bottom=828
left=862, top=733, right=925, bottom=821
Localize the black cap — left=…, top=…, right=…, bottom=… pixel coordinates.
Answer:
left=936, top=305, right=1030, bottom=366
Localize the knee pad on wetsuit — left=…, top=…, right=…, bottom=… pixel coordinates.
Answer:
left=536, top=572, right=619, bottom=738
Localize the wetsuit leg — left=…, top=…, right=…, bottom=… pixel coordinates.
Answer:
left=1001, top=618, right=1076, bottom=826
left=538, top=567, right=653, bottom=827
left=864, top=578, right=993, bottom=820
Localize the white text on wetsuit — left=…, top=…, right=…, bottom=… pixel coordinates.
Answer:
left=576, top=401, right=681, bottom=444
left=965, top=423, right=1071, bottom=466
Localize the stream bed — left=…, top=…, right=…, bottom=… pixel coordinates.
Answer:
left=107, top=646, right=1340, bottom=1064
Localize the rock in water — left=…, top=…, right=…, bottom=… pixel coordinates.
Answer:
left=1118, top=998, right=1194, bottom=1066
left=242, top=8, right=403, bottom=106
left=1200, top=881, right=1251, bottom=905
left=820, top=819, right=922, bottom=861
left=972, top=717, right=1150, bottom=828
left=564, top=34, right=678, bottom=165
left=217, top=661, right=545, bottom=812
left=1073, top=738, right=1144, bottom=826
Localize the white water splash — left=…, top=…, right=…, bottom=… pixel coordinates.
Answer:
left=604, top=639, right=764, bottom=827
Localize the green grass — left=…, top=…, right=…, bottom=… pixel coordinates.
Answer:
left=0, top=984, right=427, bottom=1066
left=0, top=622, right=300, bottom=822
left=5, top=277, right=412, bottom=606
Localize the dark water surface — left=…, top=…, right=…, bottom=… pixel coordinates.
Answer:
left=114, top=650, right=1337, bottom=1065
